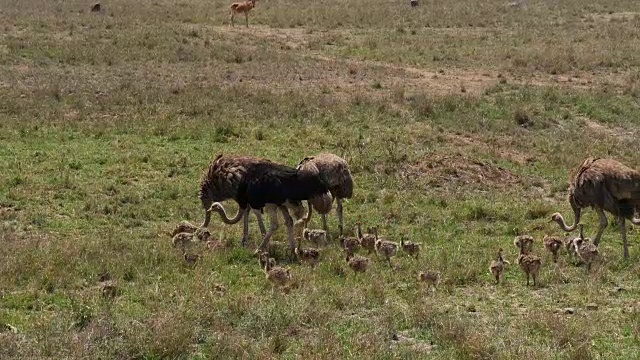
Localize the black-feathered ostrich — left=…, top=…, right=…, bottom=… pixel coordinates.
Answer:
left=550, top=157, right=640, bottom=259
left=296, top=153, right=353, bottom=237
left=203, top=155, right=331, bottom=252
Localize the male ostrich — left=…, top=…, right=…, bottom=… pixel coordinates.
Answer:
left=297, top=153, right=353, bottom=237
left=550, top=157, right=640, bottom=259
left=206, top=157, right=331, bottom=252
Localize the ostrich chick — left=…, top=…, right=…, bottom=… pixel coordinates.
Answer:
left=574, top=224, right=599, bottom=271
left=172, top=232, right=194, bottom=249
left=358, top=226, right=377, bottom=254
left=346, top=253, right=370, bottom=273
left=514, top=235, right=535, bottom=255
left=517, top=237, right=541, bottom=287
left=183, top=252, right=200, bottom=266
left=542, top=235, right=563, bottom=263
left=400, top=237, right=421, bottom=259
left=264, top=261, right=293, bottom=290
left=171, top=220, right=198, bottom=237
left=418, top=270, right=440, bottom=291
left=101, top=281, right=119, bottom=299
left=375, top=239, right=398, bottom=267
left=302, top=228, right=327, bottom=246
left=341, top=235, right=361, bottom=255
left=355, top=222, right=376, bottom=254
left=172, top=228, right=211, bottom=249
left=258, top=252, right=277, bottom=270
left=295, top=239, right=321, bottom=267
left=489, top=248, right=509, bottom=285
left=563, top=235, right=576, bottom=260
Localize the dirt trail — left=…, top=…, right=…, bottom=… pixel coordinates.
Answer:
left=210, top=25, right=630, bottom=96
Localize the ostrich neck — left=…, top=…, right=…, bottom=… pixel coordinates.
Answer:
left=212, top=203, right=245, bottom=225
left=556, top=213, right=579, bottom=232
left=555, top=197, right=581, bottom=232
left=200, top=210, right=212, bottom=228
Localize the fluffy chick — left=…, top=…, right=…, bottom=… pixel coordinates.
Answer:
left=400, top=237, right=421, bottom=259
left=542, top=235, right=563, bottom=263
left=517, top=238, right=541, bottom=286
left=514, top=235, right=535, bottom=254
left=295, top=240, right=321, bottom=267
left=341, top=236, right=361, bottom=255
left=303, top=228, right=327, bottom=246
left=171, top=220, right=198, bottom=237
left=258, top=251, right=277, bottom=270
left=355, top=222, right=377, bottom=254
left=172, top=228, right=211, bottom=249
left=574, top=224, right=599, bottom=271
left=346, top=253, right=370, bottom=273
left=489, top=248, right=508, bottom=284
left=375, top=239, right=398, bottom=267
left=418, top=270, right=440, bottom=292
left=358, top=226, right=377, bottom=254
left=264, top=261, right=293, bottom=290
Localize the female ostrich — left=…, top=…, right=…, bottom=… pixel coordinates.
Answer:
left=207, top=157, right=331, bottom=252
left=550, top=157, right=640, bottom=259
left=199, top=154, right=269, bottom=245
left=297, top=153, right=353, bottom=237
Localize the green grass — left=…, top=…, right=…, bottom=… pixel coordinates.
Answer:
left=3, top=0, right=640, bottom=358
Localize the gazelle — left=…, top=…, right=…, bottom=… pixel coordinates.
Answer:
left=230, top=0, right=257, bottom=28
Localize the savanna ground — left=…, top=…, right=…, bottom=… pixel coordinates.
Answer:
left=3, top=0, right=640, bottom=358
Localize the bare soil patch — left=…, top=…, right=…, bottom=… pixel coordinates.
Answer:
left=585, top=11, right=640, bottom=22
left=211, top=25, right=633, bottom=96
left=443, top=133, right=534, bottom=166
left=401, top=153, right=521, bottom=188
left=581, top=117, right=634, bottom=140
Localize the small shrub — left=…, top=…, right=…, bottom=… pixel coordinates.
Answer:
left=408, top=93, right=434, bottom=118
left=514, top=108, right=534, bottom=128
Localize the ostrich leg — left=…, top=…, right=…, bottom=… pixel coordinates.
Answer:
left=321, top=213, right=328, bottom=234
left=241, top=208, right=250, bottom=246
left=336, top=198, right=344, bottom=237
left=619, top=215, right=629, bottom=259
left=255, top=206, right=279, bottom=254
left=279, top=205, right=296, bottom=253
left=594, top=208, right=608, bottom=246
left=253, top=209, right=267, bottom=236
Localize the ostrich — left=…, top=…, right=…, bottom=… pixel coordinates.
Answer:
left=573, top=224, right=599, bottom=272
left=489, top=248, right=508, bottom=285
left=550, top=157, right=640, bottom=259
left=199, top=154, right=272, bottom=245
left=297, top=153, right=353, bottom=237
left=207, top=157, right=331, bottom=253
left=517, top=236, right=541, bottom=287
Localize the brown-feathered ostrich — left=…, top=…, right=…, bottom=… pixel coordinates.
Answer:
left=206, top=156, right=331, bottom=252
left=550, top=157, right=640, bottom=259
left=296, top=153, right=353, bottom=237
left=198, top=154, right=270, bottom=245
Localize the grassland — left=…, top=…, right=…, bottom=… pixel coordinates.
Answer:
left=3, top=0, right=640, bottom=358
